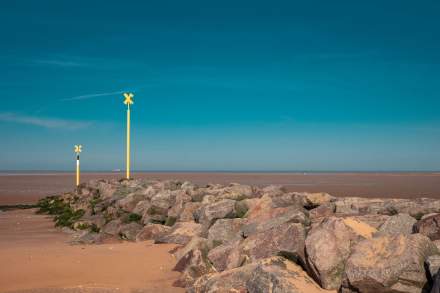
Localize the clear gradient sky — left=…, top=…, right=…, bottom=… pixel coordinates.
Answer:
left=0, top=0, right=439, bottom=171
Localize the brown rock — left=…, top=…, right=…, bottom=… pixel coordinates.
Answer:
left=207, top=239, right=243, bottom=272
left=135, top=224, right=171, bottom=242
left=173, top=237, right=216, bottom=288
left=246, top=257, right=333, bottom=293
left=207, top=218, right=246, bottom=248
left=345, top=234, right=438, bottom=293
left=197, top=199, right=238, bottom=235
left=305, top=217, right=376, bottom=290
left=156, top=222, right=203, bottom=245
left=240, top=222, right=306, bottom=265
left=179, top=202, right=202, bottom=222
left=188, top=261, right=259, bottom=293
left=414, top=214, right=440, bottom=240
left=375, top=213, right=417, bottom=236
left=118, top=222, right=143, bottom=241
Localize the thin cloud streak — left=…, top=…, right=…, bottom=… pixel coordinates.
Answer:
left=0, top=113, right=91, bottom=130
left=62, top=90, right=126, bottom=101
left=33, top=59, right=88, bottom=67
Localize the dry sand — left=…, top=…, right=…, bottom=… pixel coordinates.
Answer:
left=0, top=209, right=184, bottom=293
left=1, top=172, right=440, bottom=205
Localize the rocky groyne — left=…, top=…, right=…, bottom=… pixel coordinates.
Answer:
left=37, top=178, right=440, bottom=293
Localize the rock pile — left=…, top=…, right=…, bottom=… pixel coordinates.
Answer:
left=37, top=178, right=440, bottom=293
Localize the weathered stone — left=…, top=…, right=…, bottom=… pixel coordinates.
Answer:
left=73, top=214, right=106, bottom=230
left=426, top=255, right=440, bottom=281
left=156, top=222, right=203, bottom=245
left=207, top=218, right=246, bottom=248
left=414, top=214, right=440, bottom=240
left=310, top=203, right=336, bottom=220
left=198, top=199, right=238, bottom=235
left=269, top=192, right=303, bottom=208
left=132, top=200, right=151, bottom=215
left=261, top=185, right=287, bottom=197
left=345, top=234, right=438, bottom=293
left=385, top=198, right=440, bottom=218
left=116, top=193, right=146, bottom=212
left=305, top=217, right=376, bottom=290
left=297, top=192, right=336, bottom=209
left=102, top=219, right=122, bottom=236
left=348, top=214, right=390, bottom=229
left=241, top=198, right=307, bottom=237
left=246, top=257, right=332, bottom=293
left=188, top=261, right=258, bottom=293
left=148, top=190, right=173, bottom=219
left=118, top=222, right=143, bottom=241
left=168, top=190, right=192, bottom=219
left=207, top=239, right=243, bottom=272
left=239, top=222, right=306, bottom=266
left=179, top=202, right=202, bottom=222
left=135, top=224, right=171, bottom=242
left=334, top=197, right=387, bottom=215
left=173, top=237, right=216, bottom=288
left=217, top=183, right=256, bottom=201
left=375, top=213, right=417, bottom=236
left=96, top=181, right=118, bottom=198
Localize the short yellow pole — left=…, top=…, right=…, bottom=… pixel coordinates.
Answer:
left=76, top=155, right=80, bottom=186
left=74, top=145, right=82, bottom=187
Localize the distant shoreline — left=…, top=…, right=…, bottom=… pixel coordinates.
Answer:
left=1, top=172, right=440, bottom=206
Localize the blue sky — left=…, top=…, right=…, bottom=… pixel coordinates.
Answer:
left=0, top=0, right=439, bottom=171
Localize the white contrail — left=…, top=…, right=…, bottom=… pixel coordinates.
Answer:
left=0, top=112, right=91, bottom=130
left=61, top=90, right=126, bottom=101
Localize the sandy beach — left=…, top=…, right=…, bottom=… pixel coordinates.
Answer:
left=0, top=209, right=183, bottom=293
left=1, top=172, right=439, bottom=205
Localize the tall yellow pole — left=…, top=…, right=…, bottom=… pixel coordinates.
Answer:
left=74, top=145, right=82, bottom=187
left=126, top=104, right=131, bottom=180
left=123, top=93, right=134, bottom=180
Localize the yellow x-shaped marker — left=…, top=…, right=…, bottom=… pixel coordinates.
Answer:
left=123, top=93, right=134, bottom=105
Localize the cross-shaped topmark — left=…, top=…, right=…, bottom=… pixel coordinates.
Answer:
left=123, top=93, right=134, bottom=105
left=74, top=145, right=82, bottom=154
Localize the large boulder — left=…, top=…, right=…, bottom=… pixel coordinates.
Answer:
left=207, top=218, right=246, bottom=248
left=334, top=197, right=388, bottom=215
left=305, top=217, right=376, bottom=290
left=218, top=183, right=256, bottom=201
left=147, top=190, right=174, bottom=222
left=345, top=234, right=439, bottom=293
left=188, top=261, right=259, bottom=293
left=118, top=222, right=143, bottom=241
left=173, top=237, right=216, bottom=288
left=156, top=222, right=203, bottom=245
left=132, top=200, right=151, bottom=215
left=168, top=190, right=192, bottom=219
left=197, top=199, right=238, bottom=234
left=246, top=257, right=333, bottom=293
left=207, top=239, right=243, bottom=272
left=179, top=202, right=202, bottom=222
left=239, top=222, right=306, bottom=266
left=135, top=224, right=171, bottom=242
left=414, top=214, right=440, bottom=240
left=375, top=213, right=417, bottom=236
left=116, top=193, right=146, bottom=212
left=296, top=192, right=336, bottom=209
left=101, top=219, right=122, bottom=236
left=241, top=197, right=307, bottom=237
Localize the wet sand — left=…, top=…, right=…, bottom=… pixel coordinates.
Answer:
left=0, top=209, right=183, bottom=293
left=1, top=172, right=440, bottom=205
